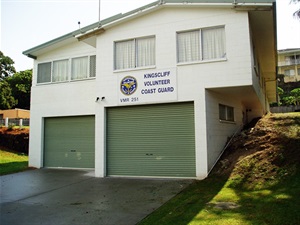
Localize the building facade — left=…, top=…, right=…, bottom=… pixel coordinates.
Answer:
left=0, top=109, right=30, bottom=119
left=23, top=0, right=277, bottom=179
left=277, top=48, right=300, bottom=83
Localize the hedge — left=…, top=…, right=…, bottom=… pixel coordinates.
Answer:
left=0, top=129, right=29, bottom=154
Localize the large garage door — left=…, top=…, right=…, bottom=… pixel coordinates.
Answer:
left=44, top=116, right=95, bottom=168
left=106, top=102, right=195, bottom=177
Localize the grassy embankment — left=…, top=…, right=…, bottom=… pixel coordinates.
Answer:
left=0, top=149, right=28, bottom=175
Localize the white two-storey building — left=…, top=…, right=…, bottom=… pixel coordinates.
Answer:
left=23, top=0, right=277, bottom=179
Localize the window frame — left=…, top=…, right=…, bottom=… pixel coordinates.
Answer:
left=177, top=26, right=226, bottom=65
left=114, top=36, right=156, bottom=71
left=36, top=55, right=96, bottom=84
left=52, top=59, right=69, bottom=83
left=219, top=104, right=235, bottom=122
left=37, top=62, right=52, bottom=84
left=71, top=56, right=94, bottom=81
left=284, top=69, right=295, bottom=76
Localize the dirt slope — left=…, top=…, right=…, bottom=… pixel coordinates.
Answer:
left=212, top=113, right=300, bottom=189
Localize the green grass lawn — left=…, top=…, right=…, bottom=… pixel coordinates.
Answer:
left=0, top=149, right=29, bottom=175
left=139, top=113, right=300, bottom=225
left=139, top=173, right=300, bottom=225
left=140, top=172, right=300, bottom=225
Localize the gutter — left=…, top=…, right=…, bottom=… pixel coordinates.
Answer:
left=26, top=54, right=37, bottom=60
left=22, top=21, right=100, bottom=59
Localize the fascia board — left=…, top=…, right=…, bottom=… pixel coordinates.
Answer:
left=278, top=49, right=300, bottom=54
left=164, top=0, right=274, bottom=4
left=22, top=21, right=100, bottom=58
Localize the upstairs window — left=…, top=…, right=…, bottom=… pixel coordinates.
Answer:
left=219, top=104, right=234, bottom=122
left=37, top=55, right=96, bottom=84
left=72, top=57, right=88, bottom=80
left=177, top=26, right=226, bottom=63
left=37, top=62, right=51, bottom=83
left=114, top=36, right=155, bottom=70
left=71, top=56, right=96, bottom=80
left=53, top=59, right=69, bottom=82
left=177, top=30, right=200, bottom=62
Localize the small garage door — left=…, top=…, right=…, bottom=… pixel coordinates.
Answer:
left=106, top=102, right=195, bottom=177
left=44, top=116, right=95, bottom=168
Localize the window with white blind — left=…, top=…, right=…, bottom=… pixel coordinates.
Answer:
left=71, top=55, right=96, bottom=80
left=219, top=104, right=234, bottom=122
left=72, top=56, right=88, bottom=80
left=114, top=36, right=155, bottom=70
left=53, top=59, right=69, bottom=82
left=37, top=55, right=96, bottom=84
left=177, top=27, right=226, bottom=63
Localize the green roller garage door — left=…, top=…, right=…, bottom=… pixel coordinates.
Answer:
left=44, top=116, right=95, bottom=168
left=106, top=102, right=195, bottom=177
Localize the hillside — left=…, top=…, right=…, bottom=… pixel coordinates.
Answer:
left=212, top=113, right=300, bottom=190
left=140, top=113, right=300, bottom=225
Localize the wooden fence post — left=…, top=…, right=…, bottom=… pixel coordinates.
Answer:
left=19, top=119, right=23, bottom=129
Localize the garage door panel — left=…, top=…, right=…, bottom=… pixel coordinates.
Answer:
left=109, top=157, right=195, bottom=177
left=44, top=116, right=95, bottom=168
left=107, top=102, right=195, bottom=177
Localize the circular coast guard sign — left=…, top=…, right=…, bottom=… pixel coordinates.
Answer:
left=120, top=76, right=137, bottom=95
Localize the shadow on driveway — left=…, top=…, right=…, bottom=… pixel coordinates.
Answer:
left=0, top=169, right=193, bottom=225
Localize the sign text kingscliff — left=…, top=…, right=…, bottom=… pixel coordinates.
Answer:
left=118, top=68, right=177, bottom=105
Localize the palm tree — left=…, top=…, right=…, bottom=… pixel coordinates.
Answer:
left=291, top=0, right=300, bottom=19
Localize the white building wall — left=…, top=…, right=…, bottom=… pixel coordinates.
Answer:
left=95, top=7, right=253, bottom=179
left=205, top=90, right=243, bottom=172
left=29, top=6, right=260, bottom=179
left=249, top=31, right=268, bottom=118
left=29, top=42, right=96, bottom=168
left=252, top=68, right=267, bottom=116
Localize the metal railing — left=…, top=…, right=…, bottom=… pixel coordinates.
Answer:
left=0, top=118, right=30, bottom=127
left=270, top=106, right=300, bottom=113
left=278, top=59, right=300, bottom=67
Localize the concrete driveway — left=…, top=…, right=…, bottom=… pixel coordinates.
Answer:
left=0, top=169, right=193, bottom=225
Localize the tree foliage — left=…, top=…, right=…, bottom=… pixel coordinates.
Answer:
left=278, top=87, right=300, bottom=106
left=291, top=0, right=300, bottom=19
left=278, top=87, right=284, bottom=96
left=0, top=51, right=16, bottom=80
left=6, top=70, right=32, bottom=110
left=0, top=80, right=18, bottom=109
left=0, top=52, right=32, bottom=110
left=290, top=88, right=300, bottom=105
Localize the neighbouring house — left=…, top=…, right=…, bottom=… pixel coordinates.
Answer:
left=277, top=48, right=300, bottom=83
left=23, top=0, right=277, bottom=179
left=0, top=108, right=30, bottom=119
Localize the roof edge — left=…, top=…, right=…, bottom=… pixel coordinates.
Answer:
left=23, top=0, right=275, bottom=58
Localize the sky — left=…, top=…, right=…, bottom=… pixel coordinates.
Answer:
left=1, top=0, right=300, bottom=72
